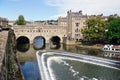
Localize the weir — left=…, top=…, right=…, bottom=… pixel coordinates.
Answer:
left=36, top=50, right=120, bottom=80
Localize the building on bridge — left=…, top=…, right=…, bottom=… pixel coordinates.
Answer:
left=13, top=10, right=88, bottom=44
left=67, top=10, right=87, bottom=41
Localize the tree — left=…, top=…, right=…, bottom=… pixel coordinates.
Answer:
left=82, top=16, right=107, bottom=43
left=16, top=15, right=26, bottom=25
left=107, top=16, right=120, bottom=44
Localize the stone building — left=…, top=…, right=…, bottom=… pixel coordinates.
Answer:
left=58, top=10, right=88, bottom=42
left=58, top=17, right=67, bottom=27
left=0, top=17, right=8, bottom=27
left=13, top=10, right=89, bottom=44
left=65, top=10, right=87, bottom=41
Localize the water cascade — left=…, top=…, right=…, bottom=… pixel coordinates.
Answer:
left=36, top=50, right=120, bottom=80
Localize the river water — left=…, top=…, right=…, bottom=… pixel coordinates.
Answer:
left=37, top=51, right=120, bottom=80
left=16, top=41, right=120, bottom=80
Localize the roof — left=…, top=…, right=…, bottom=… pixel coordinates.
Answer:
left=113, top=45, right=120, bottom=49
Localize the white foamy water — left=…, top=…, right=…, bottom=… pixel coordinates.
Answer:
left=36, top=51, right=120, bottom=80
left=47, top=56, right=120, bottom=80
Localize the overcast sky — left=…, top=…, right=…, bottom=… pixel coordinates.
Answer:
left=0, top=0, right=120, bottom=20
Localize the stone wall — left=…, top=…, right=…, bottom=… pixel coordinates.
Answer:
left=13, top=25, right=67, bottom=44
left=0, top=31, right=8, bottom=80
left=0, top=30, right=24, bottom=80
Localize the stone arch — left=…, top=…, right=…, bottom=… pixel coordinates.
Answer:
left=50, top=36, right=61, bottom=44
left=50, top=36, right=61, bottom=49
left=16, top=36, right=30, bottom=52
left=33, top=36, right=46, bottom=49
left=17, top=36, right=30, bottom=44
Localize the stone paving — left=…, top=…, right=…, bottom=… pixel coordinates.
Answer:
left=0, top=31, right=8, bottom=72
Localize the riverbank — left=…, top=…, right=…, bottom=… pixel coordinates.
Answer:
left=77, top=44, right=104, bottom=50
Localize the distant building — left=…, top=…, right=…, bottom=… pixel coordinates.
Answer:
left=0, top=17, right=8, bottom=27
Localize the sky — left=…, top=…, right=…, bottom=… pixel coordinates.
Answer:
left=0, top=0, right=120, bottom=21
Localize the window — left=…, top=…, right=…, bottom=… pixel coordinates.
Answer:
left=76, top=23, right=79, bottom=27
left=75, top=28, right=79, bottom=32
left=75, top=34, right=80, bottom=37
left=38, top=29, right=40, bottom=32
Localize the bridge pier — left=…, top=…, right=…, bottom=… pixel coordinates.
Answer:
left=63, top=37, right=76, bottom=45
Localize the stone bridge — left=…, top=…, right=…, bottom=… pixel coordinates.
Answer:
left=13, top=25, right=67, bottom=44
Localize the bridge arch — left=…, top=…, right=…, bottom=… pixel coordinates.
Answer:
left=33, top=36, right=46, bottom=49
left=50, top=36, right=61, bottom=43
left=50, top=36, right=61, bottom=49
left=17, top=36, right=30, bottom=44
left=16, top=36, right=30, bottom=52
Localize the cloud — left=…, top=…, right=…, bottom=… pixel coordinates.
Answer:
left=49, top=13, right=66, bottom=19
left=45, top=0, right=120, bottom=19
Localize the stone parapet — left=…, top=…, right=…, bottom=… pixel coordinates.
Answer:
left=0, top=30, right=24, bottom=80
left=0, top=31, right=8, bottom=80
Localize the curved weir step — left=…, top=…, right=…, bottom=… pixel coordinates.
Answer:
left=36, top=50, right=120, bottom=80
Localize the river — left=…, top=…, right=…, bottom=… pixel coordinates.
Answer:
left=16, top=40, right=120, bottom=80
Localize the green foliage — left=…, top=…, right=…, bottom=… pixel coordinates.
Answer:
left=82, top=16, right=107, bottom=43
left=82, top=14, right=120, bottom=44
left=16, top=15, right=26, bottom=25
left=47, top=20, right=58, bottom=22
left=107, top=16, right=120, bottom=44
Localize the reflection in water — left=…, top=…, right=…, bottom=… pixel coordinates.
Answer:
left=20, top=61, right=41, bottom=80
left=17, top=42, right=119, bottom=80
left=103, top=52, right=120, bottom=60
left=33, top=37, right=45, bottom=50
left=62, top=44, right=103, bottom=57
left=17, top=36, right=30, bottom=52
left=50, top=36, right=61, bottom=49
left=17, top=44, right=41, bottom=80
left=50, top=43, right=61, bottom=49
left=17, top=43, right=30, bottom=52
